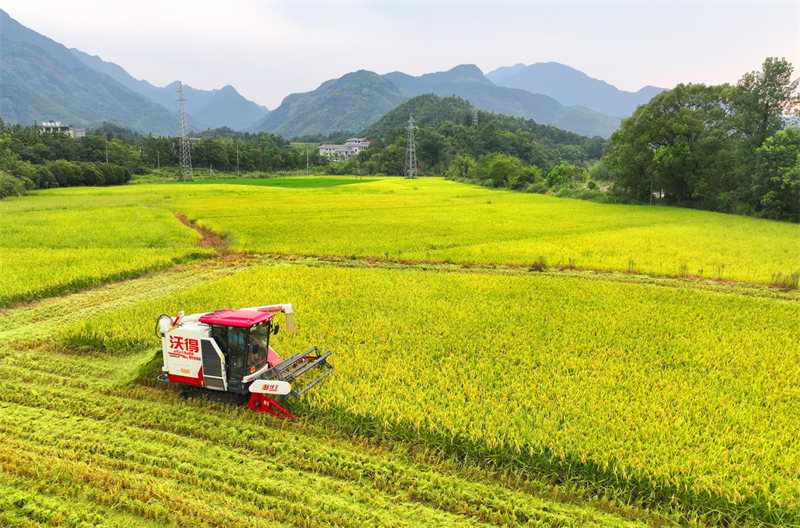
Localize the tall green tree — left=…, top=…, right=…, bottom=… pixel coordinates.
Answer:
left=752, top=127, right=800, bottom=220
left=730, top=57, right=800, bottom=209
left=605, top=83, right=733, bottom=205
left=730, top=57, right=799, bottom=150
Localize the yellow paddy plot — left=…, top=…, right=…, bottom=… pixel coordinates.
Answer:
left=62, top=262, right=800, bottom=527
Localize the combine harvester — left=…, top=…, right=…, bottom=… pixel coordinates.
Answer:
left=155, top=304, right=333, bottom=419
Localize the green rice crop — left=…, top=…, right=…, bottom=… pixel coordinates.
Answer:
left=0, top=192, right=212, bottom=306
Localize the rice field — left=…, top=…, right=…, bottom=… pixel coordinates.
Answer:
left=0, top=269, right=664, bottom=528
left=2, top=176, right=798, bottom=527
left=58, top=262, right=800, bottom=527
left=3, top=178, right=796, bottom=293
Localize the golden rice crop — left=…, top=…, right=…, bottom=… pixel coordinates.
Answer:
left=165, top=177, right=799, bottom=284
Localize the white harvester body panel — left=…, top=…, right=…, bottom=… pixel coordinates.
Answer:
left=161, top=323, right=223, bottom=388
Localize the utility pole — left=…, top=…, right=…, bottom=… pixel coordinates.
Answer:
left=305, top=146, right=309, bottom=176
left=176, top=82, right=194, bottom=182
left=236, top=140, right=240, bottom=178
left=157, top=152, right=160, bottom=170
left=405, top=114, right=417, bottom=179
left=105, top=134, right=109, bottom=163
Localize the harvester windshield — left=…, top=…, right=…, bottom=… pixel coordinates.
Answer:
left=247, top=324, right=270, bottom=374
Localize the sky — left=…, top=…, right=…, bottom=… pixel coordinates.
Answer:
left=3, top=0, right=798, bottom=109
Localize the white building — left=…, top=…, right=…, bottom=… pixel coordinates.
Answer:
left=318, top=138, right=372, bottom=161
left=39, top=121, right=85, bottom=138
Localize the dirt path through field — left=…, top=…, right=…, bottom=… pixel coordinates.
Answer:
left=174, top=212, right=229, bottom=249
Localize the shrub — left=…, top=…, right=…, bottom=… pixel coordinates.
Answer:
left=0, top=171, right=28, bottom=198
left=546, top=164, right=589, bottom=189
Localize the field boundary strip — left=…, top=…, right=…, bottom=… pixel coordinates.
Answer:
left=247, top=254, right=800, bottom=302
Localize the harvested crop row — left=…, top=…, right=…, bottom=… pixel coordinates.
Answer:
left=0, top=357, right=653, bottom=528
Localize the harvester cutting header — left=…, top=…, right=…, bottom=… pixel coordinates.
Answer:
left=156, top=304, right=333, bottom=419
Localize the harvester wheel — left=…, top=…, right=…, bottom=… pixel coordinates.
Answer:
left=181, top=388, right=248, bottom=406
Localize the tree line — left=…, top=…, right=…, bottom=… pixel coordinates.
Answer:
left=605, top=57, right=799, bottom=221
left=0, top=121, right=328, bottom=197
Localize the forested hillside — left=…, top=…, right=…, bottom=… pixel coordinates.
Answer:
left=0, top=10, right=180, bottom=136
left=334, top=95, right=603, bottom=197
left=249, top=71, right=408, bottom=137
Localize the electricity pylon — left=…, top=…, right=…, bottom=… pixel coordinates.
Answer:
left=405, top=114, right=417, bottom=179
left=176, top=82, right=193, bottom=182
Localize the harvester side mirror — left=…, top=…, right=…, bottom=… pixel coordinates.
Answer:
left=273, top=323, right=280, bottom=335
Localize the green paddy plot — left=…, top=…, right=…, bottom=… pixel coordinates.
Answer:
left=0, top=191, right=212, bottom=307
left=176, top=176, right=376, bottom=188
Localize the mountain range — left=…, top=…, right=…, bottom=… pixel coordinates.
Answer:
left=0, top=9, right=268, bottom=135
left=0, top=9, right=666, bottom=139
left=383, top=65, right=623, bottom=137
left=69, top=49, right=269, bottom=131
left=486, top=62, right=665, bottom=117
left=251, top=64, right=627, bottom=138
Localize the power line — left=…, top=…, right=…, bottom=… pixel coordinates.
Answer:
left=405, top=114, right=417, bottom=179
left=176, top=82, right=194, bottom=182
